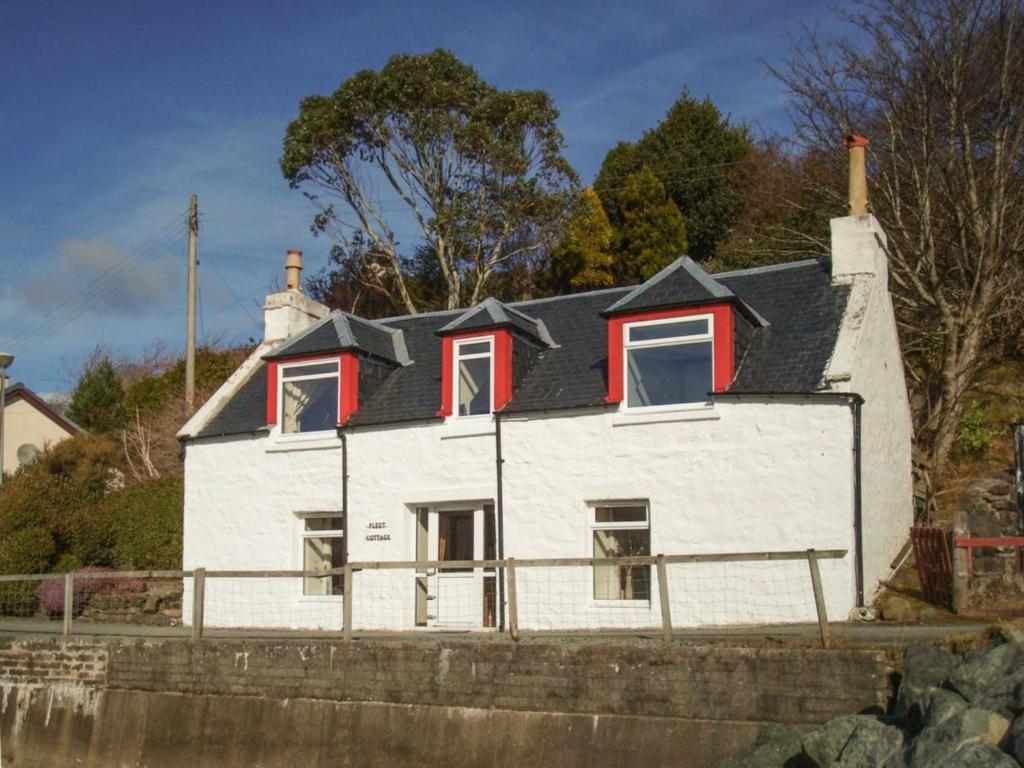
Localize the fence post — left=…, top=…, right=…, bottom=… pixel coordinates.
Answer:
left=62, top=572, right=74, bottom=637
left=506, top=558, right=519, bottom=641
left=343, top=563, right=353, bottom=642
left=806, top=550, right=830, bottom=649
left=656, top=554, right=672, bottom=645
left=191, top=568, right=206, bottom=643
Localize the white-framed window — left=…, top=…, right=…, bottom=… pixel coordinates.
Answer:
left=623, top=315, right=713, bottom=410
left=453, top=337, right=493, bottom=417
left=590, top=502, right=650, bottom=601
left=299, top=513, right=344, bottom=596
left=279, top=359, right=339, bottom=434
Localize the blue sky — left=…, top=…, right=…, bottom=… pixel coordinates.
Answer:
left=0, top=0, right=836, bottom=394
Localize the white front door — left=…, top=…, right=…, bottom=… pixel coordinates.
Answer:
left=427, top=507, right=484, bottom=628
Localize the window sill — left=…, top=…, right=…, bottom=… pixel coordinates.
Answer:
left=439, top=417, right=496, bottom=440
left=612, top=405, right=719, bottom=427
left=266, top=432, right=341, bottom=452
left=298, top=595, right=344, bottom=602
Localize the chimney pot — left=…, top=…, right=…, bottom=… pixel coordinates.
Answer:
left=285, top=249, right=303, bottom=293
left=844, top=134, right=870, bottom=215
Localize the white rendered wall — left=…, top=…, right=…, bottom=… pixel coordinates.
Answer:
left=183, top=400, right=857, bottom=631
left=825, top=214, right=914, bottom=601
left=845, top=280, right=914, bottom=597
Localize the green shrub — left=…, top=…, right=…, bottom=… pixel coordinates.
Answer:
left=98, top=476, right=183, bottom=570
left=958, top=404, right=998, bottom=456
left=0, top=527, right=56, bottom=574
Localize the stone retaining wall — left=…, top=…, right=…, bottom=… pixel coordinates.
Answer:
left=0, top=636, right=899, bottom=767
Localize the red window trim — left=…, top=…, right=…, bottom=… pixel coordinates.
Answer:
left=266, top=352, right=359, bottom=428
left=605, top=303, right=735, bottom=404
left=437, top=329, right=512, bottom=417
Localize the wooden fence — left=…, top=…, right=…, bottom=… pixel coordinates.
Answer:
left=0, top=548, right=846, bottom=649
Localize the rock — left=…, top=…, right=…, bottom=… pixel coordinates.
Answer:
left=940, top=742, right=1019, bottom=767
left=896, top=645, right=959, bottom=724
left=949, top=644, right=1022, bottom=702
left=802, top=716, right=863, bottom=765
left=143, top=594, right=161, bottom=613
left=883, top=597, right=917, bottom=623
left=161, top=608, right=182, bottom=619
left=719, top=723, right=807, bottom=767
left=921, top=687, right=969, bottom=728
left=908, top=708, right=1010, bottom=767
left=971, top=669, right=1024, bottom=719
left=835, top=717, right=906, bottom=767
left=1003, top=714, right=1024, bottom=763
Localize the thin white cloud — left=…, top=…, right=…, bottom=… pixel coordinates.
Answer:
left=22, top=238, right=181, bottom=315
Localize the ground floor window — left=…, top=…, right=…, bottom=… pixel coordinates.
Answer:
left=300, top=514, right=344, bottom=595
left=591, top=503, right=650, bottom=600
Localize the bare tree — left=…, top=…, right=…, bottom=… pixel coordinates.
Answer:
left=771, top=0, right=1024, bottom=478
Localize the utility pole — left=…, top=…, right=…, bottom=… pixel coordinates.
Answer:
left=185, top=194, right=198, bottom=416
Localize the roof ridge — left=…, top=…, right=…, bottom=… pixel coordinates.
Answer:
left=712, top=258, right=824, bottom=280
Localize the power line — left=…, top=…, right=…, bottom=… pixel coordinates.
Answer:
left=8, top=222, right=187, bottom=354
left=197, top=160, right=745, bottom=228
left=8, top=214, right=189, bottom=354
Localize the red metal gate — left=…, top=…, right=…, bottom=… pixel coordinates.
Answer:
left=910, top=526, right=953, bottom=608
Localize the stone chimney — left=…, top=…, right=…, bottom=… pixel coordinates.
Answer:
left=263, top=249, right=328, bottom=342
left=830, top=134, right=888, bottom=282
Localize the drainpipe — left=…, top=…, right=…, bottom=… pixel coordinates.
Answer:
left=850, top=395, right=865, bottom=607
left=337, top=427, right=350, bottom=565
left=495, top=413, right=506, bottom=633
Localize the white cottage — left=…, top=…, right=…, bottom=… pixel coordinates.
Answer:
left=179, top=205, right=912, bottom=633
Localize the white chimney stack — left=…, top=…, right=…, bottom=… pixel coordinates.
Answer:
left=830, top=134, right=888, bottom=283
left=263, top=249, right=328, bottom=342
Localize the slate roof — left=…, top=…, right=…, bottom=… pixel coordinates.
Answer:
left=265, top=311, right=408, bottom=365
left=603, top=256, right=734, bottom=315
left=192, top=257, right=850, bottom=438
left=437, top=297, right=556, bottom=347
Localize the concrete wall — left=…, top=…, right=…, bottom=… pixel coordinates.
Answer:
left=0, top=637, right=897, bottom=768
left=2, top=396, right=74, bottom=473
left=183, top=399, right=857, bottom=631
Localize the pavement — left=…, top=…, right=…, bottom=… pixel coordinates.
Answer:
left=0, top=617, right=997, bottom=647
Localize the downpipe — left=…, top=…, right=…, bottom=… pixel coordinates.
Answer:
left=495, top=413, right=506, bottom=633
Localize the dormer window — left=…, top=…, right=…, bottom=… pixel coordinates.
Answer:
left=454, top=337, right=493, bottom=417
left=623, top=315, right=713, bottom=409
left=280, top=359, right=339, bottom=433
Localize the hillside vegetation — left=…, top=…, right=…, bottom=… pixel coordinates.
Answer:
left=0, top=345, right=250, bottom=575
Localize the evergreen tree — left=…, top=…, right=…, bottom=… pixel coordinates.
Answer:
left=66, top=358, right=124, bottom=433
left=548, top=188, right=615, bottom=291
left=595, top=90, right=750, bottom=262
left=614, top=167, right=688, bottom=283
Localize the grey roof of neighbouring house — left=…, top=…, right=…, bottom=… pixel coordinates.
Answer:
left=192, top=256, right=850, bottom=438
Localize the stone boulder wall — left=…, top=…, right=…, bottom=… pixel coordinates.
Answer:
left=76, top=580, right=182, bottom=626
left=722, top=632, right=1024, bottom=767
left=957, top=470, right=1023, bottom=613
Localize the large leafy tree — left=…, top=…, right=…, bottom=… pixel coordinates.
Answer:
left=614, top=167, right=689, bottom=283
left=594, top=91, right=752, bottom=262
left=771, top=0, right=1024, bottom=479
left=281, top=49, right=578, bottom=313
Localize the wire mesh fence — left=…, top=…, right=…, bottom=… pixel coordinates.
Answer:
left=0, top=574, right=63, bottom=627
left=0, top=549, right=845, bottom=646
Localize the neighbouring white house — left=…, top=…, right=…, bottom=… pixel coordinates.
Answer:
left=2, top=383, right=80, bottom=474
left=178, top=151, right=913, bottom=633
